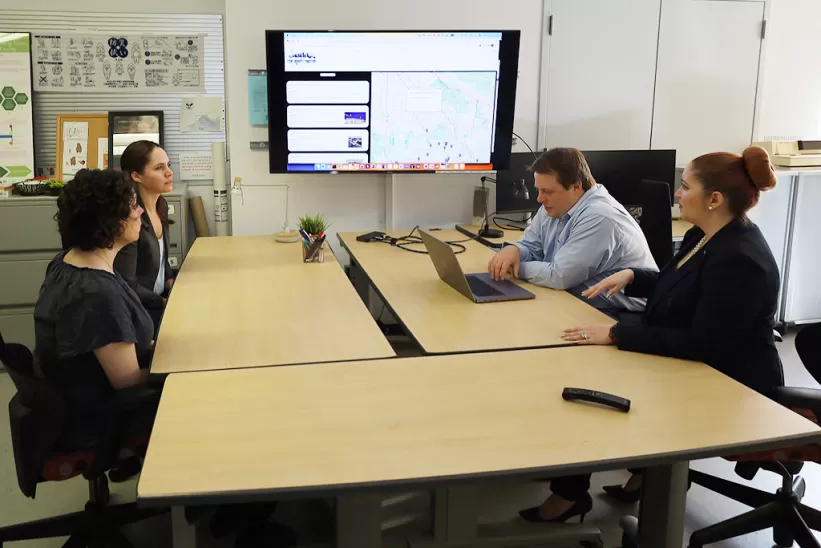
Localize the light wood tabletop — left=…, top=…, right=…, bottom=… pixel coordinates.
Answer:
left=150, top=236, right=394, bottom=374
left=138, top=346, right=821, bottom=505
left=672, top=219, right=694, bottom=239
left=337, top=230, right=611, bottom=354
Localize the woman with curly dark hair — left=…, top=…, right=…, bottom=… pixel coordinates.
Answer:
left=34, top=168, right=157, bottom=481
left=114, top=140, right=176, bottom=334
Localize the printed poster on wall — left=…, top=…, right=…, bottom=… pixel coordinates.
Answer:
left=32, top=34, right=205, bottom=93
left=0, top=33, right=35, bottom=184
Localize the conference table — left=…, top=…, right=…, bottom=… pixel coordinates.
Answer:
left=139, top=345, right=821, bottom=548
left=337, top=229, right=612, bottom=355
left=150, top=236, right=395, bottom=374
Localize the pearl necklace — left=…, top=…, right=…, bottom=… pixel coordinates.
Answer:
left=678, top=235, right=707, bottom=268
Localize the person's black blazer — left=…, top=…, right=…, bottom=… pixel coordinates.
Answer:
left=114, top=195, right=174, bottom=310
left=615, top=218, right=784, bottom=396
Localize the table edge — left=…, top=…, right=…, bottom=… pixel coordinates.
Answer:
left=137, top=428, right=821, bottom=508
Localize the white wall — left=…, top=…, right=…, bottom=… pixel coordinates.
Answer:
left=756, top=0, right=821, bottom=140
left=15, top=0, right=223, bottom=13
left=224, top=0, right=544, bottom=239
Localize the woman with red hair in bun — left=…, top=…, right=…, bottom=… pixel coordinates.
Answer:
left=520, top=146, right=784, bottom=523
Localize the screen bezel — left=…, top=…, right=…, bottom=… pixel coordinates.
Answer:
left=265, top=30, right=521, bottom=174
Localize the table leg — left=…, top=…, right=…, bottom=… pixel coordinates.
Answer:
left=171, top=507, right=197, bottom=548
left=432, top=487, right=480, bottom=543
left=627, top=461, right=689, bottom=548
left=336, top=493, right=383, bottom=548
left=410, top=486, right=601, bottom=548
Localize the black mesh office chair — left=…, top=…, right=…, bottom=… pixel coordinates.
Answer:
left=687, top=324, right=821, bottom=548
left=602, top=179, right=673, bottom=268
left=0, top=331, right=166, bottom=548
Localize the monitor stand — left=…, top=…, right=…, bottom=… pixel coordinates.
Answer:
left=478, top=225, right=503, bottom=239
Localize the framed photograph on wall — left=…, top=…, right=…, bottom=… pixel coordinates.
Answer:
left=108, top=111, right=164, bottom=170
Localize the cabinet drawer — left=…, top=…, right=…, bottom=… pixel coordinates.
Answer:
left=0, top=204, right=61, bottom=252
left=0, top=256, right=53, bottom=307
left=0, top=308, right=36, bottom=351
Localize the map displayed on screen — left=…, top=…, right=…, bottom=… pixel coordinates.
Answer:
left=370, top=72, right=496, bottom=166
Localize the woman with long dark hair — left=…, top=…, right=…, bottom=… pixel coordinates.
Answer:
left=114, top=140, right=175, bottom=334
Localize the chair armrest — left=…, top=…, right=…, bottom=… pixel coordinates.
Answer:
left=83, top=384, right=162, bottom=478
left=772, top=386, right=821, bottom=423
left=105, top=384, right=163, bottom=414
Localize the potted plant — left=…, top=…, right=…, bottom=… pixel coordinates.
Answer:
left=297, top=213, right=330, bottom=263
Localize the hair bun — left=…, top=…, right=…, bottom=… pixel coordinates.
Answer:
left=742, top=146, right=777, bottom=191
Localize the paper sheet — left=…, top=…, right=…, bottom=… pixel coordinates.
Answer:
left=97, top=137, right=109, bottom=168
left=180, top=96, right=223, bottom=132
left=63, top=121, right=88, bottom=141
left=0, top=32, right=35, bottom=185
left=248, top=70, right=268, bottom=126
left=179, top=152, right=213, bottom=180
left=63, top=139, right=88, bottom=177
left=33, top=34, right=205, bottom=93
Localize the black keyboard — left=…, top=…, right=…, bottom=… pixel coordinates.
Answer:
left=467, top=276, right=503, bottom=297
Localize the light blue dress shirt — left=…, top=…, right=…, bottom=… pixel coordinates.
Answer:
left=513, top=184, right=658, bottom=312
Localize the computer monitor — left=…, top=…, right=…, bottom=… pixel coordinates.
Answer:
left=265, top=31, right=521, bottom=174
left=583, top=150, right=677, bottom=203
left=495, top=149, right=677, bottom=214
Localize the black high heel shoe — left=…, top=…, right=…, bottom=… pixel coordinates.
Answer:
left=519, top=493, right=593, bottom=524
left=602, top=484, right=641, bottom=504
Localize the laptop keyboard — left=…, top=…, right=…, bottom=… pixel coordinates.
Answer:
left=467, top=276, right=504, bottom=297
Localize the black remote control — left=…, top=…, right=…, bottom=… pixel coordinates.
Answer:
left=562, top=387, right=631, bottom=413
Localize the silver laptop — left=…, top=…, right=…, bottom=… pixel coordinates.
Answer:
left=419, top=230, right=535, bottom=303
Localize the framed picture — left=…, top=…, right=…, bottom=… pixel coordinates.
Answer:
left=108, top=111, right=164, bottom=170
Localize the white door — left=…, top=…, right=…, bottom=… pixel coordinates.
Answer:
left=783, top=174, right=821, bottom=324
left=540, top=0, right=661, bottom=150
left=651, top=0, right=765, bottom=165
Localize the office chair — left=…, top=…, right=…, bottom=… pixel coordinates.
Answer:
left=687, top=325, right=821, bottom=548
left=0, top=331, right=166, bottom=548
left=602, top=179, right=673, bottom=268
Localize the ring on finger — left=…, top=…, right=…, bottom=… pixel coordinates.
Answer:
left=581, top=333, right=589, bottom=341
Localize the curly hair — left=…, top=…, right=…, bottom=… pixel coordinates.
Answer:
left=56, top=169, right=137, bottom=251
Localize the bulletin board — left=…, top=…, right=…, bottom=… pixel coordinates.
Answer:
left=1, top=11, right=224, bottom=179
left=56, top=114, right=108, bottom=181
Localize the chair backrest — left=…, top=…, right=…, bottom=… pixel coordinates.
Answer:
left=0, top=331, right=67, bottom=498
left=602, top=179, right=674, bottom=268
left=796, top=324, right=821, bottom=385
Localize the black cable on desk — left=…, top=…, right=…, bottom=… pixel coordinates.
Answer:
left=367, top=226, right=467, bottom=255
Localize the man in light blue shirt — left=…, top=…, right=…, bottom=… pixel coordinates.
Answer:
left=488, top=147, right=657, bottom=314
